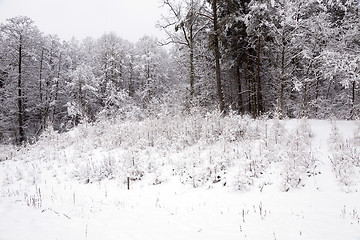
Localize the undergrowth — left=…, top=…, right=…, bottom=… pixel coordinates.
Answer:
left=0, top=112, right=321, bottom=194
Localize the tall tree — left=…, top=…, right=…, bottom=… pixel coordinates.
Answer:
left=36, top=34, right=64, bottom=130
left=0, top=16, right=41, bottom=143
left=95, top=33, right=126, bottom=107
left=219, top=0, right=251, bottom=114
left=245, top=0, right=275, bottom=116
left=66, top=64, right=99, bottom=125
left=160, top=0, right=209, bottom=103
left=135, top=36, right=170, bottom=110
left=324, top=0, right=360, bottom=118
left=210, top=0, right=226, bottom=114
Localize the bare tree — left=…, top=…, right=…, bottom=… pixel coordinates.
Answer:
left=159, top=0, right=209, bottom=101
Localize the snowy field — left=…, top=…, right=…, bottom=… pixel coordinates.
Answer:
left=0, top=115, right=360, bottom=240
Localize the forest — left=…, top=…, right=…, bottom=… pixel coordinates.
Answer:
left=0, top=0, right=359, bottom=144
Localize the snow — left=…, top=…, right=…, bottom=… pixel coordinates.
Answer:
left=270, top=0, right=275, bottom=8
left=0, top=117, right=360, bottom=240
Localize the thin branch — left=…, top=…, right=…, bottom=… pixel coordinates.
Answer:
left=198, top=12, right=214, bottom=21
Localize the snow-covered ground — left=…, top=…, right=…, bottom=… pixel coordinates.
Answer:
left=0, top=116, right=359, bottom=240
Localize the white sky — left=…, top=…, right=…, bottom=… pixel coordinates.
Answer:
left=0, top=0, right=166, bottom=42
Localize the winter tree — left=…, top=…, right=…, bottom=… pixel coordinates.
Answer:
left=0, top=16, right=42, bottom=143
left=159, top=0, right=209, bottom=104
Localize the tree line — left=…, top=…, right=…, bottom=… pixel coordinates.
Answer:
left=159, top=0, right=359, bottom=118
left=0, top=17, right=173, bottom=144
left=0, top=0, right=359, bottom=144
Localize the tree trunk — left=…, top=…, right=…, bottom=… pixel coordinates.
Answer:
left=314, top=77, right=320, bottom=114
left=39, top=47, right=45, bottom=130
left=236, top=63, right=243, bottom=114
left=244, top=62, right=252, bottom=113
left=18, top=38, right=25, bottom=143
left=352, top=80, right=356, bottom=106
left=39, top=48, right=44, bottom=104
left=302, top=59, right=314, bottom=117
left=279, top=28, right=285, bottom=118
left=350, top=80, right=356, bottom=119
left=302, top=43, right=317, bottom=117
left=128, top=57, right=134, bottom=97
left=302, top=81, right=308, bottom=117
left=76, top=79, right=83, bottom=125
left=52, top=53, right=62, bottom=123
left=189, top=42, right=195, bottom=99
left=256, top=35, right=263, bottom=116
left=189, top=7, right=195, bottom=100
left=252, top=76, right=257, bottom=117
left=212, top=0, right=225, bottom=115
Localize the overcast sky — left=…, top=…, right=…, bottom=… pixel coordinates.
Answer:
left=0, top=0, right=166, bottom=42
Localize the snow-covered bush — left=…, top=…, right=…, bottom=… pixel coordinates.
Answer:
left=269, top=117, right=287, bottom=147
left=52, top=112, right=274, bottom=190
left=328, top=120, right=359, bottom=190
left=281, top=118, right=317, bottom=191
left=70, top=156, right=115, bottom=183
left=1, top=111, right=335, bottom=193
left=352, top=120, right=360, bottom=168
left=0, top=144, right=16, bottom=162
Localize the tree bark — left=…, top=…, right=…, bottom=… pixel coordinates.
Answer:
left=352, top=80, right=356, bottom=106
left=302, top=81, right=308, bottom=117
left=314, top=76, right=320, bottom=114
left=18, top=38, right=25, bottom=143
left=189, top=0, right=195, bottom=99
left=236, top=63, right=243, bottom=114
left=189, top=41, right=195, bottom=99
left=52, top=53, right=62, bottom=123
left=212, top=0, right=225, bottom=115
left=244, top=62, right=252, bottom=113
left=128, top=56, right=134, bottom=97
left=256, top=35, right=263, bottom=116
left=39, top=47, right=45, bottom=130
left=252, top=76, right=257, bottom=117
left=350, top=80, right=356, bottom=119
left=279, top=28, right=285, bottom=118
left=39, top=48, right=44, bottom=104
